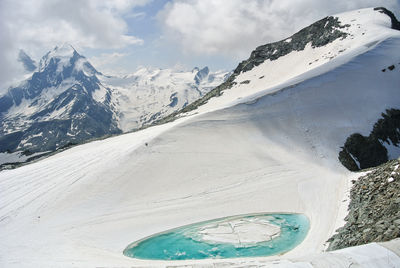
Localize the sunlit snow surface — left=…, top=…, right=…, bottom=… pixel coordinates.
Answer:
left=124, top=214, right=309, bottom=260
left=1, top=8, right=400, bottom=268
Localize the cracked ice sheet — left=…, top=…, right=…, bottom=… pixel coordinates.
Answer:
left=198, top=218, right=281, bottom=245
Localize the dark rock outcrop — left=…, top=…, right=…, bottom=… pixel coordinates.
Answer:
left=169, top=93, right=178, bottom=107
left=194, top=67, right=210, bottom=85
left=374, top=7, right=400, bottom=30
left=235, top=16, right=349, bottom=74
left=339, top=109, right=400, bottom=171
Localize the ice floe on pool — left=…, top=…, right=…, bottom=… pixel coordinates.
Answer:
left=123, top=213, right=309, bottom=260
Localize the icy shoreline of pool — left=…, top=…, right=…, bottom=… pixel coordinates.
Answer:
left=123, top=213, right=309, bottom=260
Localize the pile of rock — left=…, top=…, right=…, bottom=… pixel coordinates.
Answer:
left=328, top=159, right=400, bottom=250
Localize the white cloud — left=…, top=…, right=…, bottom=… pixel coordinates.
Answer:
left=89, top=52, right=129, bottom=74
left=160, top=0, right=400, bottom=60
left=98, top=0, right=151, bottom=13
left=0, top=0, right=151, bottom=91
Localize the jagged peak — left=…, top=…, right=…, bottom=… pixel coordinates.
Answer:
left=43, top=44, right=79, bottom=62
left=38, top=44, right=81, bottom=72
left=52, top=43, right=76, bottom=56
left=37, top=44, right=100, bottom=78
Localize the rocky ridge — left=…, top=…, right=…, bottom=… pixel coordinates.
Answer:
left=157, top=14, right=354, bottom=125
left=327, top=159, right=400, bottom=250
left=235, top=16, right=349, bottom=74
left=158, top=7, right=400, bottom=127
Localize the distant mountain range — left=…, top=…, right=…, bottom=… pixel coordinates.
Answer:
left=104, top=65, right=228, bottom=131
left=0, top=45, right=229, bottom=165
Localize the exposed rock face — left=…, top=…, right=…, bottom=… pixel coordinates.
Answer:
left=339, top=134, right=388, bottom=171
left=374, top=7, right=400, bottom=30
left=194, top=67, right=210, bottom=85
left=339, top=109, right=400, bottom=171
left=235, top=16, right=349, bottom=74
left=327, top=159, right=400, bottom=250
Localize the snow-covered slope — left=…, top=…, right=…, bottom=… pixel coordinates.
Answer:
left=0, top=7, right=400, bottom=268
left=177, top=7, right=399, bottom=118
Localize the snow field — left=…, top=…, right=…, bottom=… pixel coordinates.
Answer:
left=1, top=8, right=400, bottom=267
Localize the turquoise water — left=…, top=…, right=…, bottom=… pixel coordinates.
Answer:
left=123, top=214, right=309, bottom=260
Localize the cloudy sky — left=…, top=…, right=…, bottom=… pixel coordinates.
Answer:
left=0, top=0, right=399, bottom=90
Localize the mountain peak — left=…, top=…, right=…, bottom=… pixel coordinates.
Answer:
left=54, top=43, right=76, bottom=54
left=36, top=44, right=99, bottom=79
left=38, top=44, right=80, bottom=72
left=46, top=44, right=79, bottom=63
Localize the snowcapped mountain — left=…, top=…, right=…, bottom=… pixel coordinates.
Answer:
left=0, top=7, right=400, bottom=268
left=0, top=45, right=229, bottom=165
left=0, top=44, right=120, bottom=158
left=103, top=66, right=228, bottom=131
